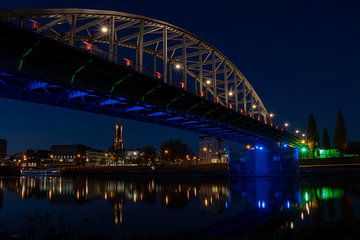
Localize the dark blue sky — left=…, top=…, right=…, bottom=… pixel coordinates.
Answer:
left=1, top=0, right=359, bottom=154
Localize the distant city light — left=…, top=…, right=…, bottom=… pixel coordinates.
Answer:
left=203, top=147, right=208, bottom=152
left=302, top=133, right=306, bottom=137
left=164, top=149, right=169, bottom=154
left=295, top=129, right=300, bottom=134
left=284, top=122, right=289, bottom=127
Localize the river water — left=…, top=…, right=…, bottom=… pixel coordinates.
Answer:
left=0, top=176, right=358, bottom=239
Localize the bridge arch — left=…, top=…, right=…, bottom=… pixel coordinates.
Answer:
left=13, top=8, right=269, bottom=121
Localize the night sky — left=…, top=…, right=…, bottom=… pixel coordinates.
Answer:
left=0, top=0, right=359, bottom=154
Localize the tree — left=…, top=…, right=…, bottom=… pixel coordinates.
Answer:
left=334, top=109, right=347, bottom=153
left=307, top=113, right=320, bottom=150
left=143, top=145, right=157, bottom=164
left=160, top=139, right=192, bottom=163
left=322, top=128, right=331, bottom=149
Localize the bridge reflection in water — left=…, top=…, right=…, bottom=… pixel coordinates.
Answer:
left=0, top=177, right=357, bottom=238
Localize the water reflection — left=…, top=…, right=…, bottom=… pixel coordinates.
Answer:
left=0, top=176, right=359, bottom=238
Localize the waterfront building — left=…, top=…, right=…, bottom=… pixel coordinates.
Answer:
left=124, top=149, right=144, bottom=164
left=50, top=144, right=89, bottom=164
left=199, top=136, right=227, bottom=163
left=85, top=149, right=110, bottom=166
left=0, top=139, right=6, bottom=163
left=12, top=150, right=49, bottom=167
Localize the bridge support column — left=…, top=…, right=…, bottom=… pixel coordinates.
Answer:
left=229, top=144, right=299, bottom=176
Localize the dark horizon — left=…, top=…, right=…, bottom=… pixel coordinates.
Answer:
left=0, top=0, right=359, bottom=154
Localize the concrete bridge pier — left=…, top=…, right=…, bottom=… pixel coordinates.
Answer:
left=229, top=144, right=299, bottom=176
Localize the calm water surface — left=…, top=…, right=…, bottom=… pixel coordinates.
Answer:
left=0, top=176, right=359, bottom=239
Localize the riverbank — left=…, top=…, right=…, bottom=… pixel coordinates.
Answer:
left=62, top=163, right=228, bottom=177
left=300, top=156, right=360, bottom=176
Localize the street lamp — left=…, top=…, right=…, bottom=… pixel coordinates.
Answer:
left=100, top=26, right=108, bottom=33
left=174, top=63, right=181, bottom=69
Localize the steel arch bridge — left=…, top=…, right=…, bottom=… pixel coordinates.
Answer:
left=0, top=8, right=298, bottom=145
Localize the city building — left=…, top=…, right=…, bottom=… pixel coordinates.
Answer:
left=50, top=144, right=89, bottom=164
left=0, top=139, right=7, bottom=162
left=113, top=122, right=124, bottom=153
left=125, top=149, right=144, bottom=164
left=199, top=136, right=227, bottom=163
left=85, top=149, right=111, bottom=166
left=12, top=150, right=49, bottom=167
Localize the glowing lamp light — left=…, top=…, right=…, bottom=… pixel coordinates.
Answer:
left=83, top=42, right=93, bottom=52
left=246, top=144, right=251, bottom=150
left=203, top=147, right=208, bottom=152
left=206, top=79, right=211, bottom=85
left=301, top=140, right=306, bottom=144
left=180, top=82, right=185, bottom=89
left=229, top=104, right=233, bottom=109
left=174, top=63, right=181, bottom=69
left=155, top=71, right=162, bottom=79
left=302, top=133, right=306, bottom=137
left=269, top=113, right=274, bottom=118
left=259, top=146, right=263, bottom=150
left=284, top=122, right=289, bottom=127
left=200, top=91, right=205, bottom=97
left=123, top=58, right=133, bottom=68
left=252, top=105, right=257, bottom=109
left=100, top=26, right=109, bottom=33
left=228, top=91, right=234, bottom=97
left=295, top=129, right=300, bottom=134
left=31, top=20, right=40, bottom=30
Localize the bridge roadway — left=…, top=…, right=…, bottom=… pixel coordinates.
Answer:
left=0, top=18, right=298, bottom=145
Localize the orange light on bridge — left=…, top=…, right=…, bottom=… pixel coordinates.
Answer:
left=180, top=82, right=185, bottom=89
left=30, top=20, right=40, bottom=30
left=123, top=58, right=133, bottom=68
left=83, top=41, right=93, bottom=52
left=229, top=104, right=233, bottom=109
left=200, top=91, right=204, bottom=97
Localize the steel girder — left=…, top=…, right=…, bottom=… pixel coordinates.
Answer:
left=1, top=8, right=270, bottom=122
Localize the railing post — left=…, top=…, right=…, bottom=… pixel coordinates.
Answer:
left=109, top=16, right=116, bottom=62
left=69, top=14, right=77, bottom=47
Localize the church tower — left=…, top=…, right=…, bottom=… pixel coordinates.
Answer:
left=113, top=122, right=124, bottom=152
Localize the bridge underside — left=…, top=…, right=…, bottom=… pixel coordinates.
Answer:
left=0, top=20, right=296, bottom=145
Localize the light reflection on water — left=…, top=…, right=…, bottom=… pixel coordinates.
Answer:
left=0, top=176, right=358, bottom=239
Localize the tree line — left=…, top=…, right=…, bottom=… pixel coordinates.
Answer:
left=306, top=109, right=347, bottom=152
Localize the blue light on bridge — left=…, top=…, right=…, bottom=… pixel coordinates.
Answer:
left=283, top=144, right=288, bottom=148
left=99, top=99, right=126, bottom=106
left=147, top=111, right=166, bottom=117
left=67, top=90, right=88, bottom=99
left=166, top=116, right=184, bottom=121
left=27, top=80, right=48, bottom=90
left=286, top=200, right=291, bottom=209
left=257, top=200, right=266, bottom=209
left=181, top=120, right=198, bottom=125
left=125, top=106, right=146, bottom=112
